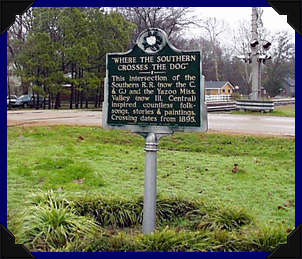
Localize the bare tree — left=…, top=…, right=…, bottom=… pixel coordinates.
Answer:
left=198, top=17, right=225, bottom=81
left=114, top=7, right=197, bottom=46
left=7, top=9, right=34, bottom=94
left=7, top=9, right=33, bottom=61
left=263, top=31, right=295, bottom=96
left=231, top=20, right=253, bottom=92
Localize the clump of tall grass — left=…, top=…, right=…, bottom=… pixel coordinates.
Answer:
left=59, top=226, right=287, bottom=252
left=73, top=196, right=204, bottom=228
left=17, top=195, right=99, bottom=251
left=17, top=191, right=286, bottom=252
left=243, top=224, right=287, bottom=252
left=136, top=227, right=209, bottom=252
left=55, top=228, right=211, bottom=252
left=194, top=206, right=253, bottom=231
left=29, top=191, right=252, bottom=231
left=30, top=190, right=73, bottom=208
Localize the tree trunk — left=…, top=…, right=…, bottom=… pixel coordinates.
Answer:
left=214, top=59, right=219, bottom=81
left=70, top=86, right=74, bottom=109
left=7, top=75, right=11, bottom=110
left=213, top=51, right=219, bottom=81
left=80, top=68, right=84, bottom=109
left=55, top=92, right=61, bottom=109
left=75, top=88, right=78, bottom=109
left=36, top=92, right=40, bottom=110
left=99, top=83, right=104, bottom=108
left=48, top=92, right=52, bottom=109
left=80, top=89, right=83, bottom=109
left=85, top=94, right=89, bottom=109
left=75, top=67, right=81, bottom=109
left=94, top=88, right=99, bottom=108
left=98, top=85, right=103, bottom=108
left=70, top=64, right=74, bottom=109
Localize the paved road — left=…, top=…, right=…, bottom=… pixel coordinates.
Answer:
left=7, top=110, right=295, bottom=137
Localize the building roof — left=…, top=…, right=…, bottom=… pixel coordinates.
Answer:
left=205, top=81, right=234, bottom=89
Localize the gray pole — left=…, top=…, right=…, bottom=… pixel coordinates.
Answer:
left=258, top=61, right=262, bottom=99
left=143, top=133, right=159, bottom=234
left=251, top=55, right=260, bottom=100
left=251, top=7, right=259, bottom=101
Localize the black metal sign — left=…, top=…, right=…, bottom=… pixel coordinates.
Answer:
left=103, top=28, right=207, bottom=133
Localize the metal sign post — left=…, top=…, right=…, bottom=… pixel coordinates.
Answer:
left=102, top=28, right=207, bottom=234
left=143, top=133, right=158, bottom=234
left=141, top=133, right=170, bottom=234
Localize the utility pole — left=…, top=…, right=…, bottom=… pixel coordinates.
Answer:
left=237, top=7, right=271, bottom=101
left=251, top=7, right=260, bottom=100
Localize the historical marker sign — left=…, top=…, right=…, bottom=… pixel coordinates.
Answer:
left=102, top=28, right=208, bottom=234
left=102, top=28, right=207, bottom=133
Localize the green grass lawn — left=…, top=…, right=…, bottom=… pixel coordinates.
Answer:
left=7, top=126, right=295, bottom=251
left=231, top=104, right=295, bottom=117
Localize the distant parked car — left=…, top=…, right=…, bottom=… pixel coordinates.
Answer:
left=7, top=95, right=18, bottom=106
left=14, top=95, right=48, bottom=108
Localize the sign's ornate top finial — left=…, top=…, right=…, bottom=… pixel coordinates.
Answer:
left=137, top=28, right=167, bottom=54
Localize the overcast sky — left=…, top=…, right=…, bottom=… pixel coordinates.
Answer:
left=185, top=7, right=295, bottom=49
left=191, top=7, right=294, bottom=33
